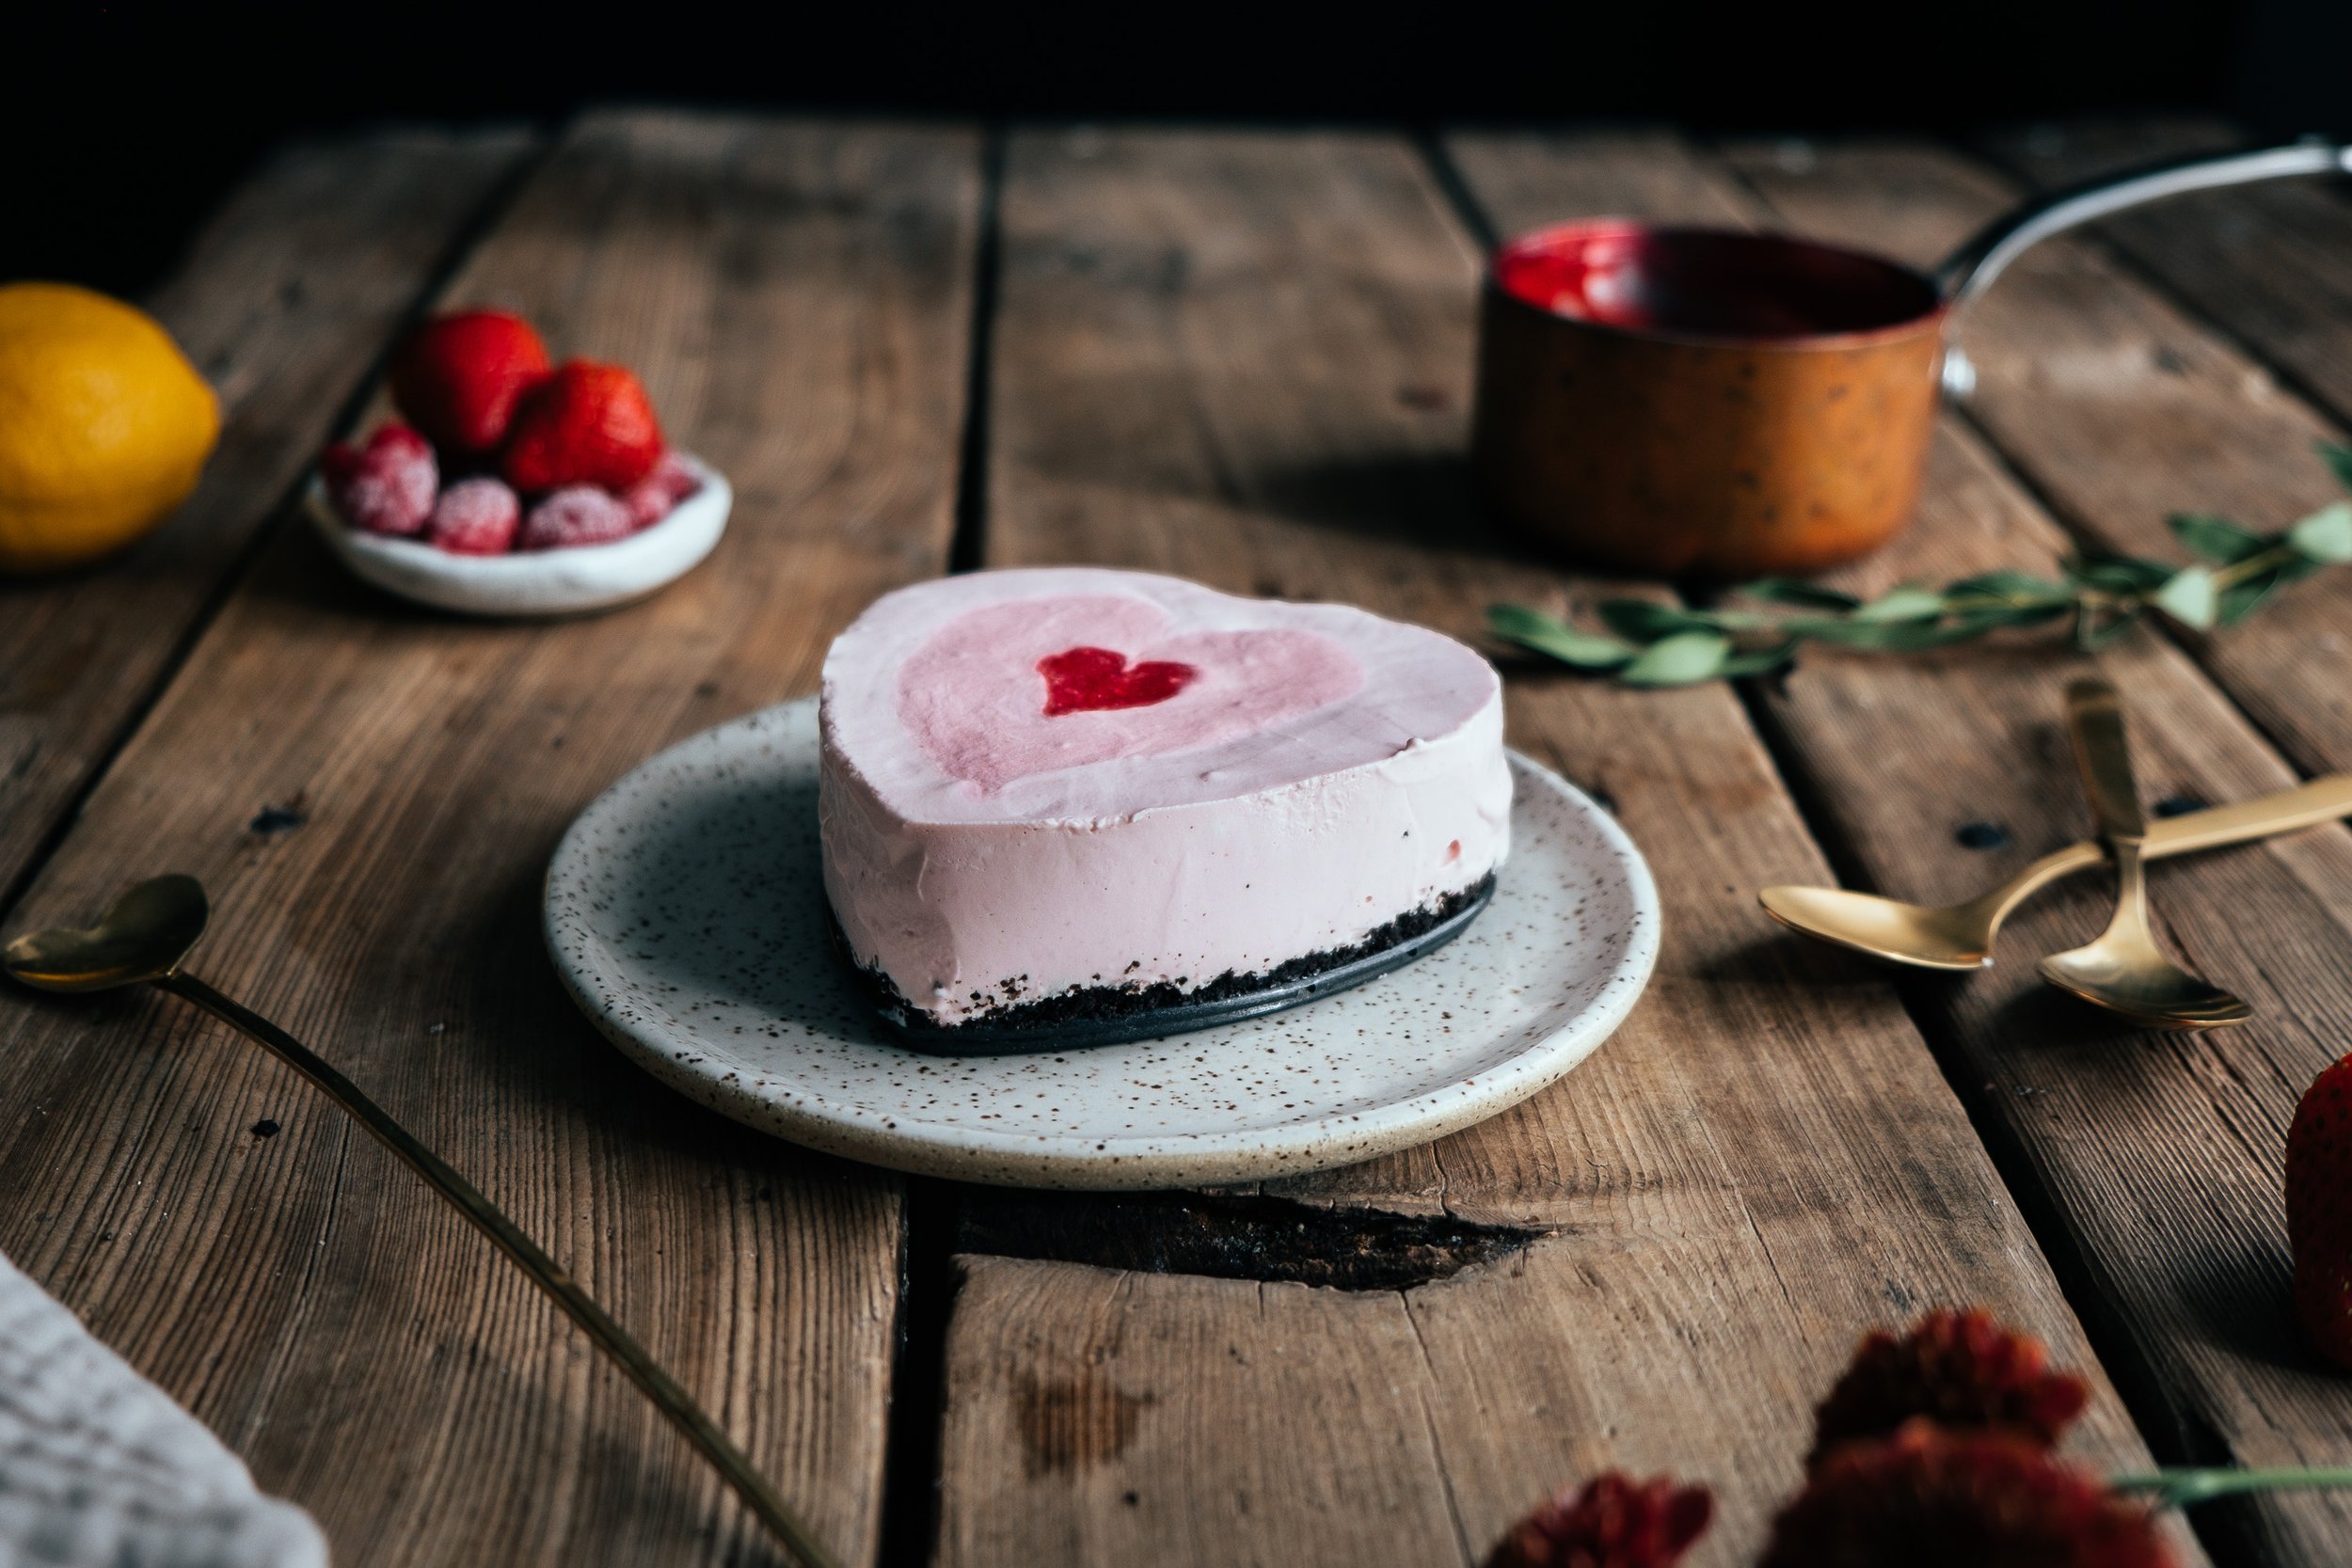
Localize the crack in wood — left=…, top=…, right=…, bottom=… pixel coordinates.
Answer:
left=953, top=1190, right=1542, bottom=1291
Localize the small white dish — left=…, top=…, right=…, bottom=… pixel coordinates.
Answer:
left=305, top=451, right=730, bottom=617
left=544, top=697, right=1661, bottom=1190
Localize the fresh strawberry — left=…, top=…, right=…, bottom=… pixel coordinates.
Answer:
left=324, top=423, right=437, bottom=536
left=520, top=485, right=637, bottom=550
left=620, top=449, right=703, bottom=527
left=389, top=309, right=552, bottom=457
left=500, top=360, right=664, bottom=493
left=426, top=477, right=522, bottom=555
left=2288, top=1053, right=2352, bottom=1369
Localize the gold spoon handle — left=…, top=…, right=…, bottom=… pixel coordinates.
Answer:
left=1977, top=773, right=2352, bottom=924
left=2145, top=772, right=2352, bottom=857
left=154, top=970, right=841, bottom=1568
left=2063, top=677, right=2148, bottom=843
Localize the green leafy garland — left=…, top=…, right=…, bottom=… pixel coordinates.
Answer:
left=1489, top=445, right=2352, bottom=689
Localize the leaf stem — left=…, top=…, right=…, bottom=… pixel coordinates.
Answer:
left=2111, top=1467, right=2352, bottom=1510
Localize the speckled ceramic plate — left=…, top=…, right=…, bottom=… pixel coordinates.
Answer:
left=544, top=698, right=1660, bottom=1189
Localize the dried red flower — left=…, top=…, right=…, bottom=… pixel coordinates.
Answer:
left=1808, top=1307, right=2091, bottom=1467
left=1760, top=1421, right=2175, bottom=1568
left=1484, top=1470, right=1713, bottom=1568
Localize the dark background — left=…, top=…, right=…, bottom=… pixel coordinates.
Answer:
left=14, top=0, right=2347, bottom=297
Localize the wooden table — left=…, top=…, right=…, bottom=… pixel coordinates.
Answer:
left=6, top=113, right=2351, bottom=1568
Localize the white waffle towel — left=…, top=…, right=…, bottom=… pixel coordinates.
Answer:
left=0, top=1250, right=327, bottom=1568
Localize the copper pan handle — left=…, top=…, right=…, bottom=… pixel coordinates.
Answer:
left=1935, top=138, right=2350, bottom=396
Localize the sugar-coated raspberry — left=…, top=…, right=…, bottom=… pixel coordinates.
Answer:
left=326, top=423, right=437, bottom=536
left=621, top=450, right=703, bottom=527
left=520, top=484, right=637, bottom=550
left=426, top=477, right=522, bottom=555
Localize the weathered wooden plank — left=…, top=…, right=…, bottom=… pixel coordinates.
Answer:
left=1631, top=132, right=2352, bottom=1565
left=1977, top=119, right=2352, bottom=434
left=1720, top=135, right=2352, bottom=784
left=0, top=129, right=534, bottom=899
left=934, top=125, right=2186, bottom=1568
left=0, top=113, right=983, bottom=1567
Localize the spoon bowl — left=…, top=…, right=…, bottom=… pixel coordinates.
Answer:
left=2037, top=922, right=2253, bottom=1030
left=2, top=874, right=209, bottom=993
left=2038, top=678, right=2249, bottom=1031
left=1758, top=882, right=2004, bottom=970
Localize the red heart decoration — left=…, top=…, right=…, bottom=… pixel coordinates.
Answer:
left=1038, top=646, right=1198, bottom=716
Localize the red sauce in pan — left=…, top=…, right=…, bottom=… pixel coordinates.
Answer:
left=1493, top=221, right=1943, bottom=342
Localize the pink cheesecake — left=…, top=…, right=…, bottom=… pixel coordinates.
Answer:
left=818, top=567, right=1511, bottom=1040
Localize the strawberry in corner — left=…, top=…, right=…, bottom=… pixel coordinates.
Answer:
left=2289, top=1053, right=2352, bottom=1370
left=389, top=309, right=551, bottom=458
left=501, top=360, right=666, bottom=494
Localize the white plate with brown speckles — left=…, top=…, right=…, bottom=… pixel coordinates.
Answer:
left=544, top=697, right=1660, bottom=1190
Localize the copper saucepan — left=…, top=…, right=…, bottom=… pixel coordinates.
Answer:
left=1471, top=142, right=2352, bottom=578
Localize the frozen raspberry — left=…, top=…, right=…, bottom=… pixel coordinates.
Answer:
left=519, top=484, right=637, bottom=550
left=426, top=477, right=521, bottom=555
left=1485, top=1471, right=1712, bottom=1568
left=620, top=450, right=703, bottom=527
left=1808, top=1308, right=2090, bottom=1469
left=325, top=424, right=437, bottom=536
left=1760, top=1422, right=2173, bottom=1568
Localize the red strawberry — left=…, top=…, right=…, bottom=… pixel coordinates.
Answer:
left=389, top=309, right=552, bottom=457
left=324, top=423, right=437, bottom=536
left=1808, top=1307, right=2090, bottom=1468
left=500, top=360, right=664, bottom=493
left=520, top=485, right=638, bottom=550
left=620, top=450, right=703, bottom=527
left=1485, top=1472, right=1712, bottom=1568
left=426, top=477, right=522, bottom=555
left=2288, top=1053, right=2352, bottom=1369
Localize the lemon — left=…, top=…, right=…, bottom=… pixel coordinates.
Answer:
left=0, top=282, right=220, bottom=574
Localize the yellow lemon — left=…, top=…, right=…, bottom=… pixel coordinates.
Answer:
left=0, top=282, right=220, bottom=574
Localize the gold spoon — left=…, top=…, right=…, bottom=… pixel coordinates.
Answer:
left=1759, top=773, right=2352, bottom=970
left=2037, top=678, right=2251, bottom=1029
left=3, top=875, right=840, bottom=1568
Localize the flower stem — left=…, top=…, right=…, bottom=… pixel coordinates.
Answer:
left=2110, top=1467, right=2352, bottom=1509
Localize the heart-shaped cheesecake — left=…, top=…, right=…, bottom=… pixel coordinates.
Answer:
left=819, top=567, right=1511, bottom=1037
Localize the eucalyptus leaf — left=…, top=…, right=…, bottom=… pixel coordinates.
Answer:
left=2169, top=512, right=2271, bottom=564
left=2065, top=552, right=2174, bottom=595
left=2217, top=566, right=2288, bottom=626
left=1597, top=599, right=1717, bottom=641
left=2289, top=501, right=2352, bottom=563
left=1850, top=586, right=1947, bottom=623
left=1720, top=644, right=1799, bottom=678
left=2077, top=609, right=2144, bottom=651
left=2153, top=565, right=2218, bottom=628
left=2318, top=441, right=2352, bottom=494
left=1619, top=631, right=1731, bottom=687
left=1485, top=605, right=1633, bottom=669
left=1947, top=570, right=2069, bottom=606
